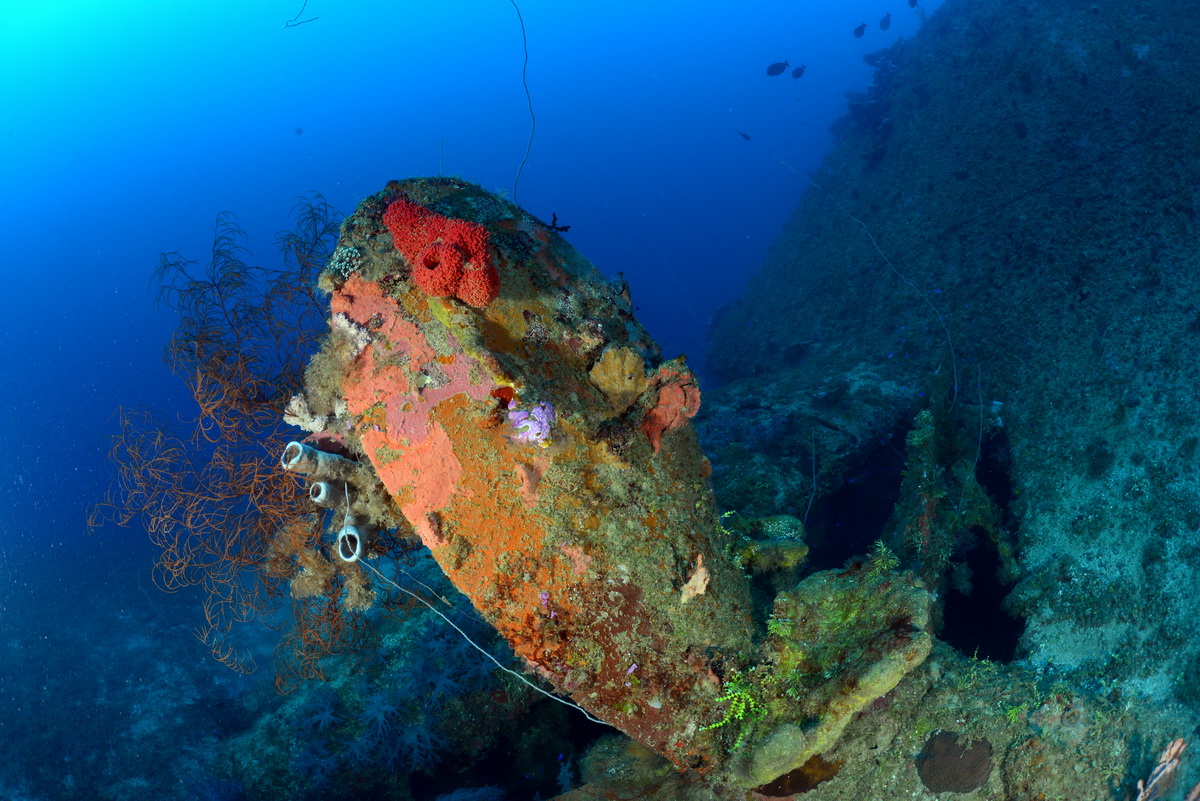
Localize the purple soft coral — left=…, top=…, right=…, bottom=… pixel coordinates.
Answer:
left=508, top=401, right=555, bottom=447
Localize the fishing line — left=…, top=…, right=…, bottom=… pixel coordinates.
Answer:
left=334, top=484, right=600, bottom=721
left=769, top=144, right=959, bottom=407
left=360, top=559, right=604, bottom=724
left=509, top=0, right=535, bottom=202
left=801, top=173, right=959, bottom=410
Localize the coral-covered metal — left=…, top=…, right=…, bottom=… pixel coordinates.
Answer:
left=287, top=178, right=932, bottom=787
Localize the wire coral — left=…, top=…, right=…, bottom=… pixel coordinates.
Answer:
left=90, top=195, right=411, bottom=691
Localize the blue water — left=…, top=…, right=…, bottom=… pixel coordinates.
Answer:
left=0, top=1, right=939, bottom=797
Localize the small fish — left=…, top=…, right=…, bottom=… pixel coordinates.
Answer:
left=792, top=64, right=806, bottom=78
left=737, top=130, right=752, bottom=141
left=908, top=0, right=918, bottom=6
left=880, top=12, right=892, bottom=30
left=766, top=60, right=790, bottom=76
left=854, top=22, right=867, bottom=38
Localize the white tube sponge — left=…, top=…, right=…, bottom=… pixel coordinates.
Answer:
left=309, top=480, right=349, bottom=509
left=280, top=441, right=367, bottom=483
left=336, top=520, right=368, bottom=563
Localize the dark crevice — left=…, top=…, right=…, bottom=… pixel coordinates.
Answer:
left=805, top=422, right=1027, bottom=663
left=939, top=531, right=1025, bottom=662
left=790, top=421, right=1027, bottom=664
left=804, top=431, right=907, bottom=572
left=976, top=427, right=1018, bottom=530
left=939, top=428, right=1025, bottom=662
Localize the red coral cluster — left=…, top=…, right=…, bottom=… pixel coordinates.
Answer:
left=382, top=197, right=498, bottom=307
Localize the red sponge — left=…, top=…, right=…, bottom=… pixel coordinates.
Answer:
left=383, top=198, right=498, bottom=307
left=382, top=197, right=438, bottom=258
left=412, top=241, right=466, bottom=298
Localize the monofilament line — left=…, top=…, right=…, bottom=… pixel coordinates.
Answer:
left=509, top=0, right=535, bottom=202
left=804, top=428, right=817, bottom=524
left=804, top=177, right=959, bottom=409
left=360, top=559, right=605, bottom=724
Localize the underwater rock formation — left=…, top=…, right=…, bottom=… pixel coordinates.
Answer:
left=286, top=177, right=934, bottom=788
left=709, top=0, right=1200, bottom=720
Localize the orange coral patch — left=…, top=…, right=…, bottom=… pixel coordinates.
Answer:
left=364, top=421, right=461, bottom=549
left=419, top=395, right=594, bottom=668
left=332, top=274, right=438, bottom=367
left=343, top=344, right=411, bottom=419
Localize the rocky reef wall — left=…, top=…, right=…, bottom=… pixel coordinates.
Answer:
left=709, top=0, right=1200, bottom=712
